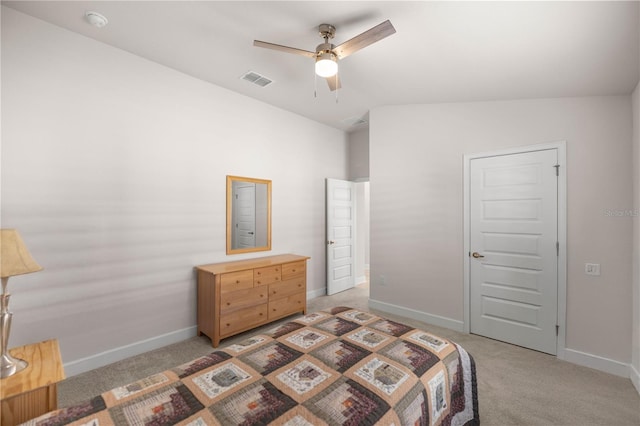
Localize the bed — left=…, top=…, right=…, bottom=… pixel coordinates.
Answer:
left=24, top=307, right=479, bottom=425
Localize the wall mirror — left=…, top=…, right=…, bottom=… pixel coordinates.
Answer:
left=226, top=175, right=272, bottom=255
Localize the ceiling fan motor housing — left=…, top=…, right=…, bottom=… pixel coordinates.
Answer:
left=316, top=42, right=336, bottom=58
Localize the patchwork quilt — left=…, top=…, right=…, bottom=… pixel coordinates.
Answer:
left=24, top=307, right=479, bottom=426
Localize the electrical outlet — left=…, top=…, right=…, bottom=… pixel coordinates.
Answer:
left=379, top=275, right=386, bottom=286
left=585, top=263, right=600, bottom=276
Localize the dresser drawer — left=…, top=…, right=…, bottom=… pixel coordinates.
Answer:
left=220, top=287, right=268, bottom=314
left=269, top=277, right=305, bottom=300
left=268, top=292, right=305, bottom=320
left=220, top=304, right=268, bottom=336
left=221, top=270, right=254, bottom=293
left=282, top=261, right=306, bottom=279
left=254, top=265, right=281, bottom=286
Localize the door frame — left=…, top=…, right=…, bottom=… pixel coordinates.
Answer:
left=463, top=141, right=567, bottom=359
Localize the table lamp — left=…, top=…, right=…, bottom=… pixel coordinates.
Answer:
left=1, top=229, right=42, bottom=378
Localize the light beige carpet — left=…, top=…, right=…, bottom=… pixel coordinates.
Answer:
left=58, top=284, right=640, bottom=425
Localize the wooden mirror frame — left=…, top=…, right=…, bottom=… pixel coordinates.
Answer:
left=226, top=175, right=272, bottom=255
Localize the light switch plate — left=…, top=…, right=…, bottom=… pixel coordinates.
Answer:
left=585, top=263, right=600, bottom=276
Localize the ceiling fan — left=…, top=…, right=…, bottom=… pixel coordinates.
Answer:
left=254, top=20, right=396, bottom=91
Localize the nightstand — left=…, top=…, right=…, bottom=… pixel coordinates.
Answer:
left=0, top=339, right=65, bottom=426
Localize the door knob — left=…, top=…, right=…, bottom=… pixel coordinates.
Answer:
left=328, top=240, right=335, bottom=245
left=472, top=252, right=485, bottom=258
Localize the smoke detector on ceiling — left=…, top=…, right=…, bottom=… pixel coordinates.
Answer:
left=85, top=11, right=108, bottom=28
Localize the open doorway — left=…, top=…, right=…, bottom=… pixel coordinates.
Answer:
left=325, top=179, right=370, bottom=295
left=354, top=181, right=370, bottom=293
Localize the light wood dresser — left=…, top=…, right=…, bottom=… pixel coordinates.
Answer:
left=196, top=254, right=309, bottom=347
left=0, top=339, right=65, bottom=426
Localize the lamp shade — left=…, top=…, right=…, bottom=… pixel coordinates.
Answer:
left=315, top=52, right=338, bottom=78
left=0, top=229, right=42, bottom=278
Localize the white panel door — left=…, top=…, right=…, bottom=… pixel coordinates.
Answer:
left=234, top=183, right=256, bottom=249
left=470, top=149, right=558, bottom=354
left=326, top=178, right=355, bottom=295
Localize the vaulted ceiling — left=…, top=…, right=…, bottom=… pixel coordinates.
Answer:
left=4, top=1, right=639, bottom=132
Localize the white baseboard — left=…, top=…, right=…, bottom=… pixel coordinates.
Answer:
left=631, top=363, right=640, bottom=395
left=368, top=298, right=464, bottom=332
left=563, top=348, right=630, bottom=378
left=367, top=299, right=634, bottom=380
left=307, top=287, right=326, bottom=300
left=65, top=288, right=326, bottom=377
left=64, top=326, right=197, bottom=377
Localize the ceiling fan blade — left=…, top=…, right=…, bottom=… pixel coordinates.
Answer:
left=333, top=20, right=396, bottom=60
left=326, top=74, right=342, bottom=91
left=253, top=40, right=316, bottom=58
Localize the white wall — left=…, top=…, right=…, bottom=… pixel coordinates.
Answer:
left=632, top=82, right=640, bottom=392
left=348, top=128, right=369, bottom=181
left=370, top=97, right=633, bottom=369
left=1, top=8, right=347, bottom=374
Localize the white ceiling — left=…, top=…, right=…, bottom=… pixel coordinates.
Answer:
left=3, top=1, right=639, bottom=132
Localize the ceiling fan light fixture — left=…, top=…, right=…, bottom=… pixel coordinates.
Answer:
left=315, top=52, right=338, bottom=78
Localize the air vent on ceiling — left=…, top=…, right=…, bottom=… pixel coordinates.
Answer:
left=342, top=116, right=369, bottom=127
left=241, top=71, right=273, bottom=87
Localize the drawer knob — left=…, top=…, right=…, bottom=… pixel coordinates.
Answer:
left=261, top=294, right=264, bottom=297
left=226, top=302, right=231, bottom=306
left=292, top=269, right=296, bottom=273
left=298, top=284, right=302, bottom=287
left=273, top=291, right=276, bottom=294
left=276, top=268, right=279, bottom=271
left=226, top=323, right=230, bottom=327
left=273, top=308, right=276, bottom=312
left=257, top=281, right=261, bottom=284
left=236, top=280, right=240, bottom=284
left=260, top=312, right=263, bottom=316
left=257, top=272, right=261, bottom=275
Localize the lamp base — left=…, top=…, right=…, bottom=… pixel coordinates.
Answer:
left=1, top=290, right=28, bottom=378
left=1, top=352, right=28, bottom=378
